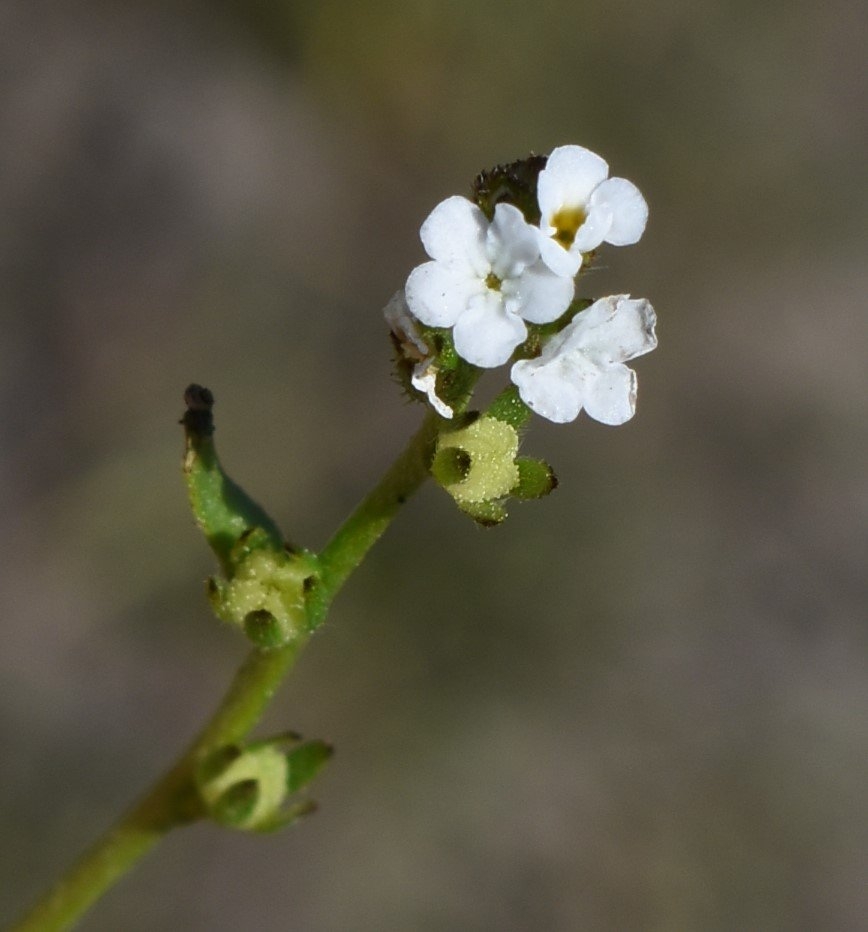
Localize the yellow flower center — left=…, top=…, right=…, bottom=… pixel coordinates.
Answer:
left=484, top=272, right=502, bottom=291
left=551, top=206, right=587, bottom=249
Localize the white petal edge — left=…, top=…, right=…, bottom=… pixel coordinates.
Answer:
left=563, top=296, right=657, bottom=365
left=405, top=261, right=480, bottom=328
left=419, top=196, right=489, bottom=275
left=572, top=199, right=614, bottom=253
left=590, top=177, right=648, bottom=246
left=582, top=364, right=637, bottom=425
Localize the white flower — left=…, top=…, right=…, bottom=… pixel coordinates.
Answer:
left=404, top=196, right=574, bottom=369
left=384, top=291, right=454, bottom=418
left=510, top=295, right=657, bottom=425
left=537, top=145, right=649, bottom=277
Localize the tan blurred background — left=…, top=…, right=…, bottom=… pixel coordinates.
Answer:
left=1, top=0, right=866, bottom=929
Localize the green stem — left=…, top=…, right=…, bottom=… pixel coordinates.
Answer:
left=12, top=413, right=439, bottom=932
left=309, top=411, right=439, bottom=623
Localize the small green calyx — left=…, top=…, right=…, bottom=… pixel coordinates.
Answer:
left=208, top=545, right=316, bottom=648
left=436, top=417, right=519, bottom=506
left=198, top=744, right=289, bottom=831
left=432, top=399, right=557, bottom=524
left=485, top=385, right=532, bottom=430
left=196, top=735, right=333, bottom=833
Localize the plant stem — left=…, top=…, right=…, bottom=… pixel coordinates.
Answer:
left=12, top=413, right=438, bottom=932
left=311, top=411, right=438, bottom=622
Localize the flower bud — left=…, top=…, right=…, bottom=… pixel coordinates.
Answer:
left=182, top=384, right=285, bottom=575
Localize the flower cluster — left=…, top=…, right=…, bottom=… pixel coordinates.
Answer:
left=387, top=144, right=657, bottom=427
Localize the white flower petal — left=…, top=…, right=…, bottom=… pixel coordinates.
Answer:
left=582, top=364, right=637, bottom=425
left=419, top=196, right=488, bottom=275
left=572, top=200, right=614, bottom=252
left=563, top=295, right=657, bottom=365
left=453, top=293, right=527, bottom=368
left=504, top=259, right=575, bottom=324
left=537, top=145, right=609, bottom=220
left=511, top=354, right=589, bottom=423
left=589, top=177, right=648, bottom=246
left=537, top=232, right=583, bottom=277
left=405, top=261, right=480, bottom=328
left=487, top=203, right=539, bottom=279
left=511, top=293, right=657, bottom=425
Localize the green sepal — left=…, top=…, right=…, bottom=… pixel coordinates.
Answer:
left=207, top=546, right=318, bottom=647
left=286, top=740, right=334, bottom=794
left=210, top=779, right=259, bottom=827
left=196, top=743, right=289, bottom=831
left=182, top=385, right=284, bottom=576
left=512, top=458, right=558, bottom=500
left=458, top=499, right=508, bottom=527
left=420, top=327, right=481, bottom=416
left=430, top=446, right=472, bottom=487
left=485, top=385, right=532, bottom=431
left=243, top=609, right=290, bottom=650
left=251, top=799, right=318, bottom=834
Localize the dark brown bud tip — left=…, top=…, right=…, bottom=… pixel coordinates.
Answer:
left=182, top=384, right=215, bottom=435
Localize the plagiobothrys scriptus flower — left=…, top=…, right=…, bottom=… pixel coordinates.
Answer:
left=511, top=295, right=657, bottom=425
left=536, top=145, right=648, bottom=277
left=405, top=196, right=574, bottom=368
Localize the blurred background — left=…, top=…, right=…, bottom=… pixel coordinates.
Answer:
left=1, top=0, right=865, bottom=929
